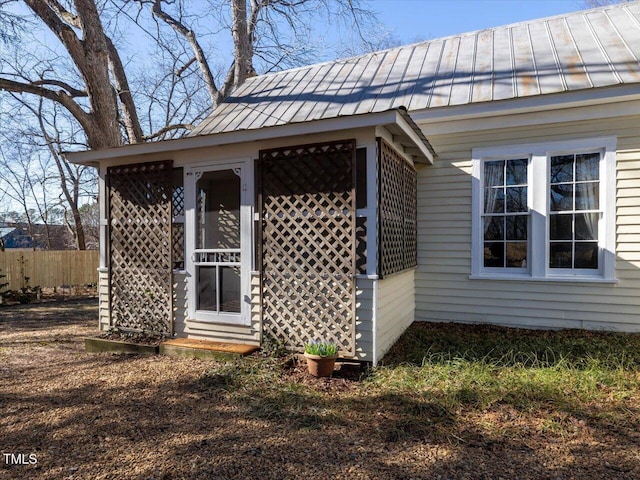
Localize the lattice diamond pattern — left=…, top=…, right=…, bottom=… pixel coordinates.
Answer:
left=260, top=141, right=356, bottom=355
left=108, top=161, right=173, bottom=334
left=379, top=139, right=418, bottom=278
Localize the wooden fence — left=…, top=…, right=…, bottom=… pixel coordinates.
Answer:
left=0, top=250, right=99, bottom=290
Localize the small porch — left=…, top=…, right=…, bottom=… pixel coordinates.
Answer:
left=93, top=110, right=434, bottom=363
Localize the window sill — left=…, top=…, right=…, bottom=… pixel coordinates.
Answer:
left=469, top=274, right=618, bottom=284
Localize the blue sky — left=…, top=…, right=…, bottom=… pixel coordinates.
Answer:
left=369, top=0, right=587, bottom=43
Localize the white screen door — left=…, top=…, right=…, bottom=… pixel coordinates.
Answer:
left=189, top=164, right=250, bottom=324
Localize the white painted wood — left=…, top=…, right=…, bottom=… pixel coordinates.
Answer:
left=98, top=269, right=110, bottom=330
left=185, top=160, right=252, bottom=326
left=98, top=168, right=107, bottom=269
left=375, top=269, right=415, bottom=361
left=366, top=142, right=378, bottom=278
left=355, top=277, right=375, bottom=361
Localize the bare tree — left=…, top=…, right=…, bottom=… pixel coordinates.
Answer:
left=78, top=201, right=99, bottom=249
left=31, top=97, right=95, bottom=249
left=0, top=144, right=41, bottom=250
left=1, top=0, right=379, bottom=148
left=0, top=94, right=96, bottom=249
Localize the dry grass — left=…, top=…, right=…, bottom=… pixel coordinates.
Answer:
left=1, top=300, right=640, bottom=479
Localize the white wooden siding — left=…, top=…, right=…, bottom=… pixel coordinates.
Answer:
left=172, top=272, right=188, bottom=333
left=354, top=277, right=375, bottom=361
left=375, top=269, right=415, bottom=360
left=98, top=269, right=110, bottom=331
left=415, top=112, right=640, bottom=332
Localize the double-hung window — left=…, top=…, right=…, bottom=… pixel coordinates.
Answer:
left=472, top=137, right=615, bottom=282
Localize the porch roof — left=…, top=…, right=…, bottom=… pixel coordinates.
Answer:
left=67, top=108, right=434, bottom=165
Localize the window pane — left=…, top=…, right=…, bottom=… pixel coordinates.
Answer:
left=549, top=214, right=572, bottom=240
left=506, top=159, right=527, bottom=185
left=484, top=217, right=504, bottom=241
left=575, top=213, right=598, bottom=241
left=506, top=186, right=527, bottom=212
left=550, top=183, right=573, bottom=211
left=506, top=215, right=527, bottom=240
left=550, top=155, right=574, bottom=183
left=575, top=243, right=598, bottom=269
left=575, top=183, right=599, bottom=210
left=197, top=170, right=241, bottom=250
left=484, top=160, right=504, bottom=187
left=506, top=242, right=527, bottom=268
left=484, top=187, right=505, bottom=213
left=484, top=242, right=504, bottom=267
left=197, top=266, right=217, bottom=311
left=550, top=242, right=573, bottom=268
left=576, top=153, right=599, bottom=181
left=219, top=266, right=241, bottom=313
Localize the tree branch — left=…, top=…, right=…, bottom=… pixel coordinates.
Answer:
left=145, top=123, right=193, bottom=141
left=105, top=36, right=144, bottom=143
left=23, top=0, right=84, bottom=63
left=0, top=78, right=91, bottom=130
left=31, top=79, right=87, bottom=97
left=150, top=0, right=222, bottom=105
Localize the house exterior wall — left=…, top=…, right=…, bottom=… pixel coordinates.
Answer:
left=375, top=269, right=415, bottom=361
left=415, top=106, right=640, bottom=332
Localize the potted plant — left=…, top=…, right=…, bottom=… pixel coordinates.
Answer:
left=303, top=340, right=339, bottom=377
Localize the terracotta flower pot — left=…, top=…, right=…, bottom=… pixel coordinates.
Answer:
left=304, top=352, right=338, bottom=377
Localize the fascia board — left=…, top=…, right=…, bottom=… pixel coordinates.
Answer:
left=66, top=110, right=403, bottom=165
left=410, top=84, right=640, bottom=133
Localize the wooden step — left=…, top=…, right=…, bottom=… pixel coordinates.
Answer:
left=159, top=338, right=259, bottom=360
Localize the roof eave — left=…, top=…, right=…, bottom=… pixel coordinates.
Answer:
left=409, top=84, right=640, bottom=127
left=66, top=109, right=435, bottom=165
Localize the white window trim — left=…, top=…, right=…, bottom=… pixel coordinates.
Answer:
left=471, top=136, right=616, bottom=282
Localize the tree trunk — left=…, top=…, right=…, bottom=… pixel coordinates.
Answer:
left=21, top=0, right=131, bottom=150
left=231, top=0, right=253, bottom=89
left=74, top=0, right=122, bottom=149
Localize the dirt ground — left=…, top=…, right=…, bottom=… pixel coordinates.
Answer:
left=1, top=300, right=639, bottom=479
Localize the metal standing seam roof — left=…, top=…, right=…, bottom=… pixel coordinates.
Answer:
left=190, top=2, right=640, bottom=137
